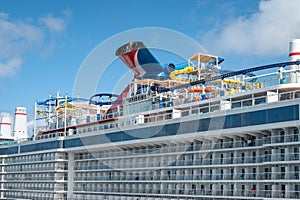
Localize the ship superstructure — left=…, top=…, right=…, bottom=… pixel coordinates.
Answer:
left=0, top=40, right=300, bottom=200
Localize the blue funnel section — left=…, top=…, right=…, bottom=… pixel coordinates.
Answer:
left=136, top=48, right=160, bottom=66
left=136, top=47, right=166, bottom=79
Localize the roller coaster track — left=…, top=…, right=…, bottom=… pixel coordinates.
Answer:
left=166, top=61, right=300, bottom=92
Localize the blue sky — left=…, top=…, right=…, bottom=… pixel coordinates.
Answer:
left=1, top=0, right=300, bottom=120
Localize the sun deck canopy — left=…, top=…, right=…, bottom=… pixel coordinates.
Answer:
left=189, top=53, right=224, bottom=65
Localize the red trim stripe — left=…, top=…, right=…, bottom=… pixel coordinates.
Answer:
left=0, top=122, right=11, bottom=125
left=289, top=52, right=300, bottom=57
left=15, top=113, right=27, bottom=115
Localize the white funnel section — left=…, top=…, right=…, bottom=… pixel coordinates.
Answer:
left=13, top=107, right=28, bottom=140
left=288, top=39, right=300, bottom=83
left=0, top=112, right=12, bottom=138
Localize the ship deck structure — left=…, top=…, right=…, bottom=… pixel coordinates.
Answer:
left=0, top=40, right=300, bottom=199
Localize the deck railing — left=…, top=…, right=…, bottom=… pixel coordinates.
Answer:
left=4, top=83, right=300, bottom=146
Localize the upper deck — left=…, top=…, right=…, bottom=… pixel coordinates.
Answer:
left=4, top=39, right=300, bottom=147
left=4, top=70, right=300, bottom=149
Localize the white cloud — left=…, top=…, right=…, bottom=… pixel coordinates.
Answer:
left=0, top=15, right=43, bottom=77
left=0, top=57, right=22, bottom=77
left=39, top=15, right=67, bottom=32
left=0, top=11, right=70, bottom=78
left=39, top=10, right=71, bottom=33
left=0, top=12, right=9, bottom=19
left=0, top=17, right=44, bottom=59
left=202, top=0, right=300, bottom=57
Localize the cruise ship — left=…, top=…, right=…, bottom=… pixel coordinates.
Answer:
left=1, top=39, right=300, bottom=200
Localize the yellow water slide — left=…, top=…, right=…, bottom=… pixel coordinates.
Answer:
left=169, top=66, right=194, bottom=82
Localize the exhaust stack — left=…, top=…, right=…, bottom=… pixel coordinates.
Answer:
left=115, top=41, right=165, bottom=79
left=13, top=107, right=28, bottom=140
left=0, top=112, right=12, bottom=138
left=288, top=39, right=300, bottom=83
